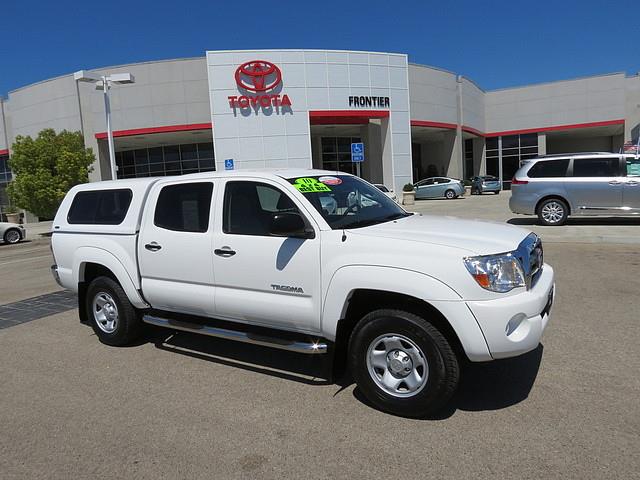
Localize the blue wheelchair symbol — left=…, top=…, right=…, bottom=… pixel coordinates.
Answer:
left=224, top=159, right=234, bottom=170
left=351, top=143, right=364, bottom=163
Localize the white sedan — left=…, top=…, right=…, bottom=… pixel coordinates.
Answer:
left=373, top=184, right=398, bottom=203
left=0, top=222, right=26, bottom=244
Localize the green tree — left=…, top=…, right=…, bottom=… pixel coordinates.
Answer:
left=7, top=129, right=94, bottom=219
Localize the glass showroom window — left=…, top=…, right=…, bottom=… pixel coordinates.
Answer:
left=464, top=139, right=474, bottom=180
left=115, top=142, right=215, bottom=179
left=486, top=137, right=499, bottom=178
left=321, top=137, right=362, bottom=175
left=485, top=134, right=538, bottom=189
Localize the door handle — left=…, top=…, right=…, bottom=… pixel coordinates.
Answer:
left=608, top=181, right=622, bottom=185
left=626, top=180, right=639, bottom=186
left=214, top=248, right=236, bottom=257
left=145, top=242, right=162, bottom=252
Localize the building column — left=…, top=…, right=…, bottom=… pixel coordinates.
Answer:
left=473, top=137, right=485, bottom=176
left=360, top=122, right=384, bottom=184
left=537, top=133, right=547, bottom=156
left=380, top=117, right=395, bottom=189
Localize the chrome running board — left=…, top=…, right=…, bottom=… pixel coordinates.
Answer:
left=142, top=314, right=328, bottom=354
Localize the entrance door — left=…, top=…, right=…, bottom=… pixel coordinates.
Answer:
left=138, top=180, right=216, bottom=316
left=212, top=179, right=322, bottom=333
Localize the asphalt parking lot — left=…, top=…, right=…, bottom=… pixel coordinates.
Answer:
left=1, top=195, right=639, bottom=479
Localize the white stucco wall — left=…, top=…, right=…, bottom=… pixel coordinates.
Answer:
left=207, top=49, right=412, bottom=190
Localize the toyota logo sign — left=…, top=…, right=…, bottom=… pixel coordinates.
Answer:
left=235, top=60, right=282, bottom=92
left=228, top=60, right=292, bottom=111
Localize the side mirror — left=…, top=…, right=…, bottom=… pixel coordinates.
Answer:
left=270, top=212, right=314, bottom=239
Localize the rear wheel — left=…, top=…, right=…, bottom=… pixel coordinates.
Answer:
left=3, top=228, right=21, bottom=244
left=348, top=309, right=460, bottom=418
left=537, top=198, right=568, bottom=226
left=86, top=276, right=142, bottom=346
left=444, top=189, right=456, bottom=200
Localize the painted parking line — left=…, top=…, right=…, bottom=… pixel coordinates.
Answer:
left=0, top=290, right=77, bottom=329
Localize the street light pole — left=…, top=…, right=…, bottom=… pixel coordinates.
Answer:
left=101, top=76, right=117, bottom=181
left=74, top=70, right=135, bottom=181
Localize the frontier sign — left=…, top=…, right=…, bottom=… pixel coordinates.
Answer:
left=228, top=60, right=292, bottom=111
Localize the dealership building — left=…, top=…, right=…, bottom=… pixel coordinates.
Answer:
left=1, top=48, right=639, bottom=211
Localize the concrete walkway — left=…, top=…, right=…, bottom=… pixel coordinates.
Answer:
left=23, top=221, right=53, bottom=239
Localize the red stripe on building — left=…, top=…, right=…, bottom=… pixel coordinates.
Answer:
left=309, top=110, right=390, bottom=125
left=462, top=126, right=485, bottom=137
left=95, top=123, right=212, bottom=139
left=410, top=120, right=457, bottom=130
left=484, top=119, right=625, bottom=138
left=0, top=149, right=8, bottom=156
left=309, top=110, right=390, bottom=118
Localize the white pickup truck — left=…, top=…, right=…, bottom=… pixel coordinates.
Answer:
left=51, top=169, right=554, bottom=417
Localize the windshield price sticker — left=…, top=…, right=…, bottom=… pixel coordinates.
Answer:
left=318, top=176, right=342, bottom=186
left=293, top=177, right=332, bottom=193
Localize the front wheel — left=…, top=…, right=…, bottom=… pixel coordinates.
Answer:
left=3, top=228, right=21, bottom=244
left=444, top=189, right=456, bottom=200
left=348, top=309, right=460, bottom=418
left=537, top=198, right=568, bottom=226
left=86, top=276, right=142, bottom=346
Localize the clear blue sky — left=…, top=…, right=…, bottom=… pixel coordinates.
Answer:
left=2, top=0, right=638, bottom=96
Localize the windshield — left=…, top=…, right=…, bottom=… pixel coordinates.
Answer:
left=287, top=175, right=410, bottom=230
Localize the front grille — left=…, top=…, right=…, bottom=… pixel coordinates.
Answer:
left=514, top=233, right=543, bottom=290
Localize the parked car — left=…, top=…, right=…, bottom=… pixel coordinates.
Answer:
left=414, top=177, right=465, bottom=199
left=373, top=184, right=398, bottom=202
left=51, top=170, right=554, bottom=418
left=0, top=222, right=26, bottom=244
left=510, top=152, right=640, bottom=226
left=471, top=175, right=501, bottom=195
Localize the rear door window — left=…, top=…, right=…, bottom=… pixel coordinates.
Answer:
left=626, top=157, right=640, bottom=177
left=572, top=158, right=620, bottom=177
left=527, top=159, right=569, bottom=178
left=154, top=182, right=213, bottom=233
left=67, top=189, right=133, bottom=225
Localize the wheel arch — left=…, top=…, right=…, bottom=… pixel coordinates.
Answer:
left=322, top=266, right=491, bottom=378
left=74, top=247, right=149, bottom=315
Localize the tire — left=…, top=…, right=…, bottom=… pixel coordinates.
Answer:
left=3, top=228, right=21, bottom=244
left=348, top=309, right=460, bottom=418
left=444, top=189, right=456, bottom=200
left=537, top=198, right=568, bottom=226
left=493, top=191, right=500, bottom=195
left=86, top=276, right=142, bottom=346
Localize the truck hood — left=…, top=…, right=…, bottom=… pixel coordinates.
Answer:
left=348, top=214, right=530, bottom=255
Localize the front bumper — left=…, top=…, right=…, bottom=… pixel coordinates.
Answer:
left=466, top=264, right=555, bottom=359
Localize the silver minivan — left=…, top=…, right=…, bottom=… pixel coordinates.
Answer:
left=509, top=152, right=640, bottom=225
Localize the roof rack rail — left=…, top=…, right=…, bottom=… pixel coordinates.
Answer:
left=537, top=152, right=614, bottom=158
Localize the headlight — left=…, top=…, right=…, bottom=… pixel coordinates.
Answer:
left=463, top=253, right=525, bottom=293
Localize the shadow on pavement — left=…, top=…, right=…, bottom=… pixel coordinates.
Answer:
left=145, top=325, right=543, bottom=419
left=148, top=326, right=332, bottom=386
left=352, top=345, right=544, bottom=420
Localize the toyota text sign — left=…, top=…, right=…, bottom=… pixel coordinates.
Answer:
left=228, top=60, right=292, bottom=111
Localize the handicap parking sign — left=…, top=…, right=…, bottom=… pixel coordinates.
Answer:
left=351, top=142, right=364, bottom=163
left=224, top=159, right=234, bottom=170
